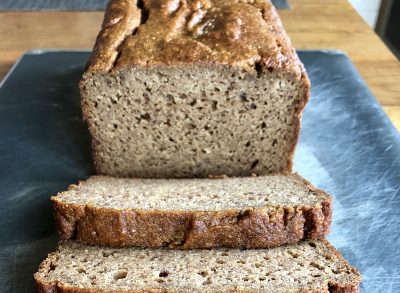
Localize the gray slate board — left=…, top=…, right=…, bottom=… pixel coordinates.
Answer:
left=0, top=0, right=290, bottom=10
left=0, top=50, right=399, bottom=292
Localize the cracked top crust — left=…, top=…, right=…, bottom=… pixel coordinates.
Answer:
left=86, top=0, right=305, bottom=78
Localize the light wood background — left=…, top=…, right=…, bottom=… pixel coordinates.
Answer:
left=0, top=0, right=399, bottom=129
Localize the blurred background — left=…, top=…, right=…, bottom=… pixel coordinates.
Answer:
left=0, top=0, right=398, bottom=58
left=349, top=0, right=399, bottom=59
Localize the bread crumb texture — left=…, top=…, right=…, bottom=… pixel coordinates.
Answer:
left=55, top=175, right=327, bottom=210
left=35, top=240, right=361, bottom=292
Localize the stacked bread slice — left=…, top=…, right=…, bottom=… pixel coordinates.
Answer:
left=35, top=175, right=360, bottom=292
left=35, top=0, right=361, bottom=292
left=36, top=240, right=360, bottom=292
left=51, top=175, right=332, bottom=249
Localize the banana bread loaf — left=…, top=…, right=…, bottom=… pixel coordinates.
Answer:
left=52, top=174, right=331, bottom=248
left=80, top=0, right=310, bottom=178
left=34, top=240, right=361, bottom=292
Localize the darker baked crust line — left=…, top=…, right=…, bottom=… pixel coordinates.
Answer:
left=85, top=0, right=141, bottom=72
left=52, top=198, right=332, bottom=249
left=111, top=0, right=149, bottom=68
left=137, top=0, right=150, bottom=26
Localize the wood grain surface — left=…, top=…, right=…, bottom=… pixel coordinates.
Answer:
left=0, top=0, right=399, bottom=129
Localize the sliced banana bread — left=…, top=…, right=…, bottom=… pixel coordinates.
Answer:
left=52, top=174, right=331, bottom=249
left=34, top=239, right=361, bottom=293
left=80, top=0, right=310, bottom=178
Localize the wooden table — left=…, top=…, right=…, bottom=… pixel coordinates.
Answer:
left=0, top=0, right=399, bottom=129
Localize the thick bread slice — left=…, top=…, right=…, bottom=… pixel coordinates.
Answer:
left=80, top=0, right=310, bottom=178
left=34, top=240, right=361, bottom=293
left=52, top=174, right=331, bottom=249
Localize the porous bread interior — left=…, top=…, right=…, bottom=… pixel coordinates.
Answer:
left=55, top=175, right=328, bottom=211
left=36, top=240, right=358, bottom=292
left=82, top=65, right=306, bottom=178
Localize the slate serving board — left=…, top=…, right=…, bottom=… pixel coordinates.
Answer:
left=0, top=50, right=398, bottom=292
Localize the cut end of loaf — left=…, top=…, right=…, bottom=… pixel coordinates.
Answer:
left=81, top=65, right=309, bottom=178
left=80, top=0, right=311, bottom=177
left=34, top=240, right=361, bottom=293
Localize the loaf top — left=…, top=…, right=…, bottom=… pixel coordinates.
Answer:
left=86, top=0, right=305, bottom=78
left=52, top=174, right=330, bottom=211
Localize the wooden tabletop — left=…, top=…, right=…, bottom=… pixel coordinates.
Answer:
left=0, top=0, right=399, bottom=130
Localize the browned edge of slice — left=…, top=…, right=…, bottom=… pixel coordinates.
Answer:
left=51, top=174, right=332, bottom=249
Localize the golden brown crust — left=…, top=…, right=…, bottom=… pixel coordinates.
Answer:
left=51, top=175, right=332, bottom=249
left=85, top=0, right=141, bottom=72
left=85, top=0, right=308, bottom=78
left=52, top=201, right=331, bottom=249
left=328, top=283, right=360, bottom=293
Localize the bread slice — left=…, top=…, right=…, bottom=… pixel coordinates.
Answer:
left=52, top=174, right=331, bottom=249
left=80, top=0, right=310, bottom=178
left=34, top=239, right=360, bottom=293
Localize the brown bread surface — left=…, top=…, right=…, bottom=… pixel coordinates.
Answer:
left=52, top=174, right=331, bottom=249
left=80, top=0, right=310, bottom=178
left=34, top=239, right=361, bottom=293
